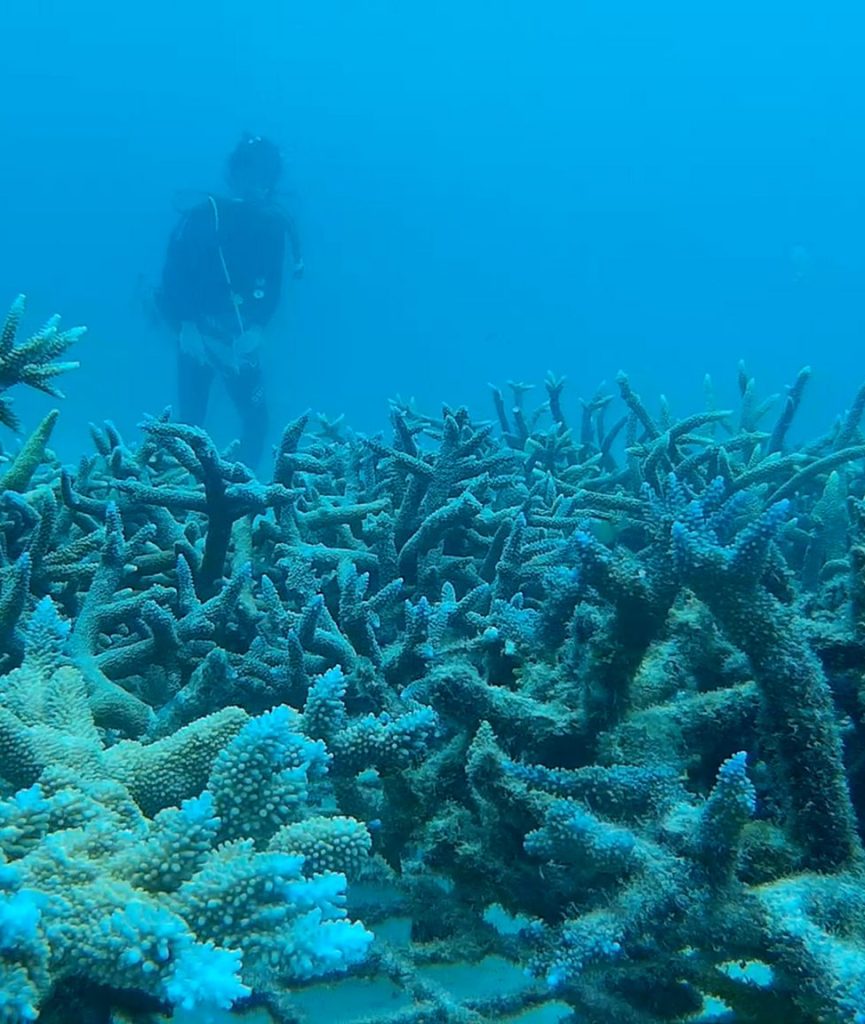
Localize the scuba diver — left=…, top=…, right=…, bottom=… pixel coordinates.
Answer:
left=156, top=134, right=304, bottom=468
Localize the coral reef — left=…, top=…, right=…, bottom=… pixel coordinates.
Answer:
left=0, top=296, right=81, bottom=433
left=0, top=602, right=371, bottom=1021
left=2, top=298, right=865, bottom=1022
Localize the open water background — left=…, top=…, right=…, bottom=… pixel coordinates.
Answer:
left=2, top=0, right=864, bottom=463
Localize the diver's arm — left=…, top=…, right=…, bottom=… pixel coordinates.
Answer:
left=158, top=203, right=216, bottom=330
left=158, top=223, right=193, bottom=332
left=285, top=214, right=304, bottom=277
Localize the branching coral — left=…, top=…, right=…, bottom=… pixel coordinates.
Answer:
left=0, top=296, right=82, bottom=433
left=0, top=607, right=371, bottom=1021
left=3, top=299, right=865, bottom=1022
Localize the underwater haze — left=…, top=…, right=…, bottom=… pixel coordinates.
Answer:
left=4, top=0, right=865, bottom=454
left=6, top=4, right=865, bottom=1024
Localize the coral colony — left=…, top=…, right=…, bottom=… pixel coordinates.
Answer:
left=2, top=294, right=865, bottom=1023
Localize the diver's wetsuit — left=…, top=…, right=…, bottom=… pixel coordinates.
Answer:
left=158, top=196, right=288, bottom=467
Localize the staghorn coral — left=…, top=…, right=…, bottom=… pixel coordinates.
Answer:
left=0, top=296, right=82, bottom=433
left=4, top=300, right=865, bottom=1020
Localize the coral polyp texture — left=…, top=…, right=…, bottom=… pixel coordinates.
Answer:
left=2, top=298, right=865, bottom=1023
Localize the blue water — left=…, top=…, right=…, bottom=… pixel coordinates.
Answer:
left=3, top=0, right=864, bottom=462
left=4, top=5, right=865, bottom=1022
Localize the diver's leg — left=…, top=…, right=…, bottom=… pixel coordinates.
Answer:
left=177, top=349, right=214, bottom=426
left=224, top=357, right=269, bottom=470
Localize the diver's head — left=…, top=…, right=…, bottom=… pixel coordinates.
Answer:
left=226, top=134, right=282, bottom=200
